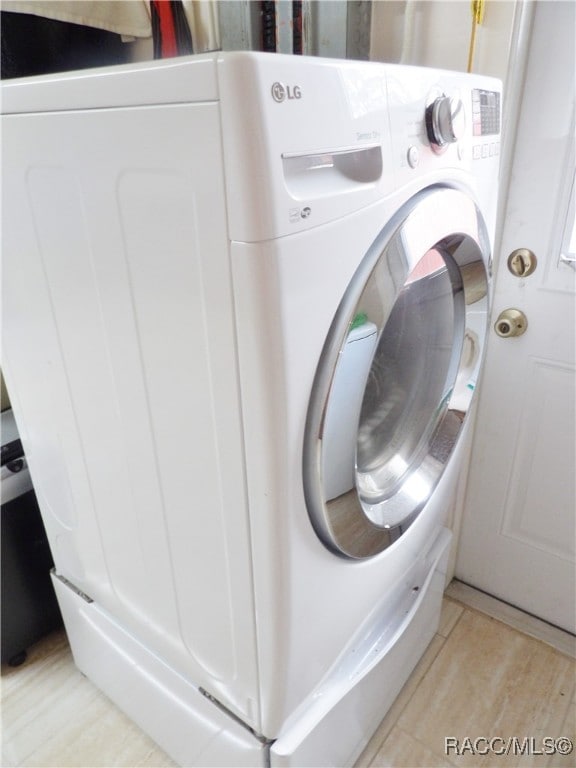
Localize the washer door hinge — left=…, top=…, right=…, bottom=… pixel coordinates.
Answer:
left=52, top=570, right=94, bottom=603
left=198, top=687, right=274, bottom=746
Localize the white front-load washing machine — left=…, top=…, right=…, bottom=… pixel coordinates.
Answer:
left=1, top=52, right=500, bottom=766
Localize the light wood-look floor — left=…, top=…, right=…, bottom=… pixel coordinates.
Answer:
left=2, top=588, right=575, bottom=768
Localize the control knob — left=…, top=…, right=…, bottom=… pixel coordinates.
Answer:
left=426, top=95, right=465, bottom=152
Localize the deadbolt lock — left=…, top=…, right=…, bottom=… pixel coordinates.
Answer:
left=494, top=308, right=528, bottom=338
left=507, top=248, right=537, bottom=277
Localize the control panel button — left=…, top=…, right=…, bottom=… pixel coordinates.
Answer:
left=407, top=146, right=419, bottom=168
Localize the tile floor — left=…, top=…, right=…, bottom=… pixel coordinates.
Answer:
left=2, top=588, right=575, bottom=768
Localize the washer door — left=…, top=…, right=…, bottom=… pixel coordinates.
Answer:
left=303, top=187, right=491, bottom=559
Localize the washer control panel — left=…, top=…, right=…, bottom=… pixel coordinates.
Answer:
left=472, top=88, right=501, bottom=136
left=471, top=88, right=501, bottom=161
left=387, top=66, right=501, bottom=186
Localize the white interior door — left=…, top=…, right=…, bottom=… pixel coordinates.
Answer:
left=456, top=0, right=576, bottom=633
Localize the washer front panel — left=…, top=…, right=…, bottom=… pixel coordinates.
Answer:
left=303, top=187, right=491, bottom=559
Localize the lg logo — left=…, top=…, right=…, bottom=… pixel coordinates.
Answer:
left=271, top=82, right=302, bottom=103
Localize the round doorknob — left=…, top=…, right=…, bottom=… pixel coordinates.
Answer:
left=494, top=308, right=528, bottom=338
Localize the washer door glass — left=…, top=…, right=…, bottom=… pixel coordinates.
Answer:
left=303, top=188, right=491, bottom=559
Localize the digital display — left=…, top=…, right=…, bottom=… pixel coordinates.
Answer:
left=472, top=89, right=500, bottom=136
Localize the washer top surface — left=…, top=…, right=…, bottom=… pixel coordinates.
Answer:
left=2, top=52, right=501, bottom=241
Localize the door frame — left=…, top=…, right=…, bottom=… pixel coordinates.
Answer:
left=447, top=0, right=537, bottom=581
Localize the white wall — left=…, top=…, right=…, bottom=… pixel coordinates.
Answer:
left=370, top=0, right=518, bottom=82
